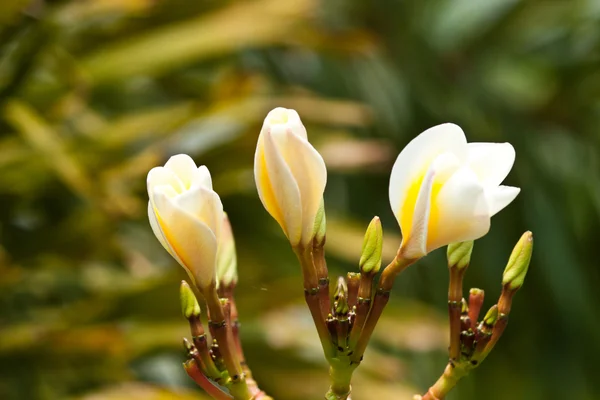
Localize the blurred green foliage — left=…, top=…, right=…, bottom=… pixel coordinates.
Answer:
left=0, top=0, right=599, bottom=399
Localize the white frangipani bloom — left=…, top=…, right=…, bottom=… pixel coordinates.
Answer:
left=254, top=107, right=327, bottom=247
left=389, top=123, right=520, bottom=259
left=147, top=154, right=223, bottom=289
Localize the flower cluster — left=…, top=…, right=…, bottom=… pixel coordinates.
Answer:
left=145, top=108, right=530, bottom=400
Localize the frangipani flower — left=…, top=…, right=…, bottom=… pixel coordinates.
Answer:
left=254, top=107, right=327, bottom=247
left=389, top=123, right=520, bottom=259
left=147, top=154, right=223, bottom=290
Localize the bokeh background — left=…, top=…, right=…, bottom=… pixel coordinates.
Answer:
left=1, top=0, right=599, bottom=399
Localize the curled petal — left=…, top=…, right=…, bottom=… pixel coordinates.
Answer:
left=427, top=167, right=490, bottom=252
left=389, top=123, right=467, bottom=224
left=486, top=185, right=520, bottom=216
left=191, top=165, right=213, bottom=190
left=271, top=129, right=327, bottom=246
left=265, top=108, right=307, bottom=140
left=147, top=167, right=184, bottom=199
left=258, top=130, right=303, bottom=245
left=148, top=201, right=183, bottom=265
left=174, top=185, right=224, bottom=240
left=153, top=189, right=218, bottom=288
left=164, top=154, right=198, bottom=189
left=467, top=143, right=515, bottom=187
left=400, top=164, right=436, bottom=259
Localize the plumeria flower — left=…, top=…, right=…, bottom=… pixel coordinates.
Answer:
left=147, top=154, right=223, bottom=290
left=389, top=123, right=520, bottom=259
left=254, top=107, right=327, bottom=248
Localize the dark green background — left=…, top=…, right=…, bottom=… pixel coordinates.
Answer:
left=0, top=1, right=597, bottom=399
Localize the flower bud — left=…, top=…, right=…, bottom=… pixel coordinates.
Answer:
left=180, top=280, right=201, bottom=320
left=483, top=304, right=499, bottom=326
left=254, top=108, right=327, bottom=248
left=216, top=213, right=238, bottom=287
left=359, top=216, right=383, bottom=275
left=502, top=231, right=533, bottom=290
left=147, top=154, right=223, bottom=290
left=334, top=277, right=349, bottom=317
left=447, top=241, right=474, bottom=270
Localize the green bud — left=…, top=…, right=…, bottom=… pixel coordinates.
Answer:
left=359, top=216, right=383, bottom=274
left=461, top=298, right=469, bottom=314
left=502, top=231, right=533, bottom=290
left=313, top=200, right=326, bottom=246
left=447, top=241, right=474, bottom=270
left=483, top=305, right=499, bottom=326
left=334, top=277, right=349, bottom=316
left=217, top=213, right=238, bottom=287
left=180, top=280, right=201, bottom=319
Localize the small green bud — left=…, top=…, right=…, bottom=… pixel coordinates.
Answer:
left=447, top=241, right=474, bottom=270
left=483, top=305, right=499, bottom=326
left=502, top=231, right=533, bottom=290
left=180, top=280, right=201, bottom=319
left=334, top=277, right=349, bottom=316
left=359, top=216, right=383, bottom=274
left=182, top=337, right=194, bottom=353
left=313, top=201, right=326, bottom=246
left=216, top=213, right=238, bottom=287
left=461, top=298, right=469, bottom=314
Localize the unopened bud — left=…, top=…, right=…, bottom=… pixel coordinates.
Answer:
left=180, top=280, right=201, bottom=319
left=359, top=216, right=383, bottom=274
left=483, top=305, right=499, bottom=326
left=313, top=201, right=326, bottom=247
left=334, top=277, right=349, bottom=316
left=217, top=213, right=238, bottom=287
left=502, top=231, right=533, bottom=290
left=447, top=241, right=474, bottom=270
left=182, top=337, right=194, bottom=353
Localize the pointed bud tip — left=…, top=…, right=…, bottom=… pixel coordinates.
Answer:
left=470, top=288, right=484, bottom=296
left=483, top=305, right=499, bottom=325
left=502, top=231, right=533, bottom=290
left=447, top=241, right=474, bottom=270
left=359, top=216, right=383, bottom=274
left=180, top=281, right=201, bottom=319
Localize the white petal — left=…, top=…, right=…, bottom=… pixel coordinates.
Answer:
left=467, top=143, right=515, bottom=187
left=147, top=167, right=184, bottom=199
left=153, top=190, right=218, bottom=288
left=254, top=133, right=287, bottom=233
left=400, top=164, right=436, bottom=259
left=174, top=185, right=224, bottom=239
left=191, top=165, right=213, bottom=190
left=486, top=185, right=520, bottom=216
left=427, top=167, right=490, bottom=252
left=165, top=154, right=198, bottom=189
left=389, top=123, right=468, bottom=224
left=271, top=129, right=327, bottom=246
left=147, top=201, right=184, bottom=265
left=264, top=108, right=307, bottom=140
left=262, top=130, right=303, bottom=245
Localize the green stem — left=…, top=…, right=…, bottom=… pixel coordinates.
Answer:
left=422, top=363, right=469, bottom=400
left=325, top=362, right=357, bottom=400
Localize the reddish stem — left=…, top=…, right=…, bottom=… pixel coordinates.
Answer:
left=184, top=360, right=232, bottom=400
